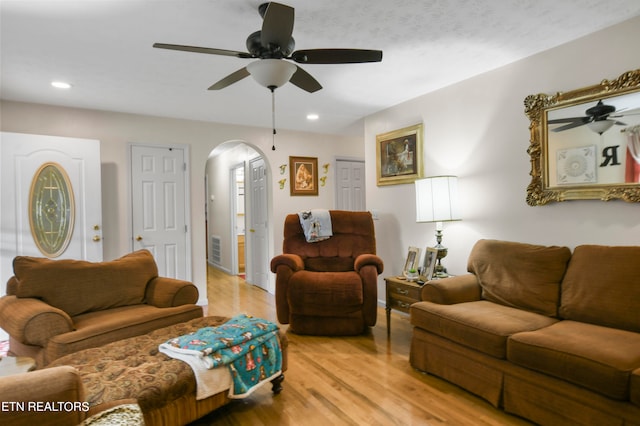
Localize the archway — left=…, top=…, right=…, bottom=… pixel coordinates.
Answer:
left=204, top=141, right=273, bottom=291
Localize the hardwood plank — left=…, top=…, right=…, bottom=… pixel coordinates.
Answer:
left=191, top=266, right=531, bottom=425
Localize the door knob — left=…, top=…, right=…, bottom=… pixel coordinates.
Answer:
left=136, top=235, right=143, bottom=241
left=249, top=229, right=255, bottom=233
left=93, top=235, right=101, bottom=242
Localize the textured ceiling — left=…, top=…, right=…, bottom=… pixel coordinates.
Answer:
left=2, top=0, right=640, bottom=135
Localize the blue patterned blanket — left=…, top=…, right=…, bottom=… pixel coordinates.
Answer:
left=159, top=314, right=282, bottom=399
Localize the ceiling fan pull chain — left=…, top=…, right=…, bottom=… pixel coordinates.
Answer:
left=271, top=86, right=277, bottom=150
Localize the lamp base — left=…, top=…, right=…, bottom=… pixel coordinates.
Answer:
left=433, top=227, right=449, bottom=278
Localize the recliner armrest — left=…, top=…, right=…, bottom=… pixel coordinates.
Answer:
left=421, top=274, right=481, bottom=304
left=0, top=295, right=73, bottom=346
left=145, top=277, right=199, bottom=308
left=354, top=254, right=384, bottom=274
left=270, top=253, right=305, bottom=273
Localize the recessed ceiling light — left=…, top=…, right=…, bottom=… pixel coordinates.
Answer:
left=51, top=81, right=72, bottom=89
left=306, top=113, right=319, bottom=120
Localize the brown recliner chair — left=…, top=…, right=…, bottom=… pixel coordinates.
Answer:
left=270, top=210, right=384, bottom=335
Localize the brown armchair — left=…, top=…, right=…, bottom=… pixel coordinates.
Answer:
left=270, top=210, right=384, bottom=335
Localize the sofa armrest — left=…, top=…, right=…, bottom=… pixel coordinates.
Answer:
left=354, top=254, right=384, bottom=275
left=421, top=274, right=481, bottom=304
left=0, top=365, right=87, bottom=426
left=0, top=295, right=73, bottom=346
left=270, top=253, right=305, bottom=273
left=145, top=277, right=199, bottom=308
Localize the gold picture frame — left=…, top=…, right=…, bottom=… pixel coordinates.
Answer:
left=289, top=156, right=318, bottom=196
left=524, top=69, right=640, bottom=205
left=376, top=123, right=424, bottom=186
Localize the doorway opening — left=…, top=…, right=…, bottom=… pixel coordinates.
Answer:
left=204, top=141, right=272, bottom=292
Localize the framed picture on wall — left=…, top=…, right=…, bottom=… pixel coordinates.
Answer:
left=376, top=123, right=424, bottom=186
left=421, top=247, right=439, bottom=281
left=289, top=156, right=318, bottom=196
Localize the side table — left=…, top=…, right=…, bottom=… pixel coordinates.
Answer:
left=0, top=356, right=36, bottom=377
left=384, top=276, right=423, bottom=336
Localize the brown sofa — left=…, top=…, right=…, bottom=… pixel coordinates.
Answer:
left=410, top=240, right=640, bottom=425
left=270, top=210, right=384, bottom=335
left=0, top=250, right=203, bottom=367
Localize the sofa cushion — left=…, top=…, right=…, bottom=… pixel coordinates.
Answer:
left=467, top=240, right=571, bottom=317
left=305, top=257, right=354, bottom=272
left=410, top=300, right=559, bottom=359
left=44, top=304, right=203, bottom=365
left=508, top=320, right=640, bottom=401
left=14, top=250, right=157, bottom=317
left=288, top=270, right=363, bottom=316
left=560, top=245, right=640, bottom=333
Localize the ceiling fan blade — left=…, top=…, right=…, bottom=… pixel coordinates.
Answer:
left=547, top=116, right=587, bottom=124
left=291, top=49, right=383, bottom=64
left=154, top=43, right=252, bottom=59
left=551, top=119, right=591, bottom=132
left=289, top=65, right=322, bottom=93
left=208, top=67, right=250, bottom=90
left=261, top=2, right=294, bottom=49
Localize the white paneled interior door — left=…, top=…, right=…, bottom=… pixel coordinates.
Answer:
left=0, top=132, right=103, bottom=288
left=248, top=156, right=269, bottom=290
left=336, top=159, right=366, bottom=211
left=130, top=144, right=190, bottom=280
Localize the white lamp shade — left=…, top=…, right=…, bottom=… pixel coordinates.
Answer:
left=247, top=59, right=297, bottom=89
left=415, top=175, right=461, bottom=222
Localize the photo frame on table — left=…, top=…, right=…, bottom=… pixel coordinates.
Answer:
left=403, top=246, right=421, bottom=275
left=376, top=123, right=424, bottom=186
left=421, top=247, right=439, bottom=281
left=289, top=156, right=318, bottom=196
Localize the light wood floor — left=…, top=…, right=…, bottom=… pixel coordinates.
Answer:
left=192, top=266, right=531, bottom=426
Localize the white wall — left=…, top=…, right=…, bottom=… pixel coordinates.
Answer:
left=365, top=16, right=640, bottom=299
left=0, top=101, right=362, bottom=301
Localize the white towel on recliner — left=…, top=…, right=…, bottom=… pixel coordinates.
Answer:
left=298, top=209, right=333, bottom=242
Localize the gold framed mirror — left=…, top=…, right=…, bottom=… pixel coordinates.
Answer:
left=524, top=69, right=640, bottom=205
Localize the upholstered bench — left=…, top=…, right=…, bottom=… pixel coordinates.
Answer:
left=48, top=316, right=288, bottom=426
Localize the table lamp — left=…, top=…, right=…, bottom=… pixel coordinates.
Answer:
left=415, top=175, right=461, bottom=277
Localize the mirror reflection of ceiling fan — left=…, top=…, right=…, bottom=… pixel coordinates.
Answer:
left=548, top=100, right=640, bottom=135
left=153, top=2, right=383, bottom=93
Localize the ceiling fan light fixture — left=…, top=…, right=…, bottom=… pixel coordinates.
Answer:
left=247, top=59, right=296, bottom=89
left=587, top=119, right=615, bottom=134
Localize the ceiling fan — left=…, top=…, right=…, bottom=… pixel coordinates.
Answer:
left=548, top=100, right=628, bottom=135
left=153, top=2, right=383, bottom=93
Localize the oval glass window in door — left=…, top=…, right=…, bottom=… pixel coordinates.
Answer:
left=29, top=163, right=75, bottom=257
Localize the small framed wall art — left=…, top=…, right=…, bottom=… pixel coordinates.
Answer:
left=289, top=156, right=318, bottom=196
left=376, top=123, right=424, bottom=186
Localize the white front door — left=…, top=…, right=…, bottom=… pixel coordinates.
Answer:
left=248, top=156, right=268, bottom=290
left=130, top=144, right=191, bottom=280
left=0, top=132, right=103, bottom=287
